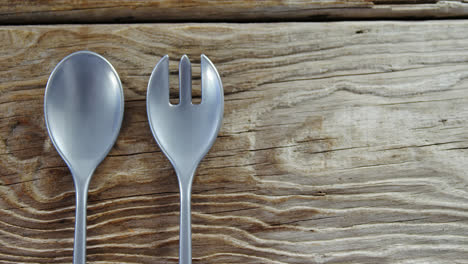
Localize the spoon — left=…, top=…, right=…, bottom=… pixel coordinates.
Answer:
left=44, top=51, right=124, bottom=263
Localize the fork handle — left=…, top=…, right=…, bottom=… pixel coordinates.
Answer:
left=179, top=183, right=192, bottom=264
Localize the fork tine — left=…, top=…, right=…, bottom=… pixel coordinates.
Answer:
left=148, top=55, right=170, bottom=105
left=201, top=54, right=223, bottom=106
left=179, top=55, right=192, bottom=105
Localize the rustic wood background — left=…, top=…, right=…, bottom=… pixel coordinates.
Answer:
left=2, top=0, right=468, bottom=24
left=1, top=2, right=468, bottom=264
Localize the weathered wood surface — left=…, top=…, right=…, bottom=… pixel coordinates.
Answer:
left=1, top=21, right=468, bottom=263
left=2, top=0, right=468, bottom=24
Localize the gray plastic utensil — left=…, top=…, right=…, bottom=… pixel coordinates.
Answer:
left=44, top=51, right=124, bottom=264
left=147, top=55, right=223, bottom=264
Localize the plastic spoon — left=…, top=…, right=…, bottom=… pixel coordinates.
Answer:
left=44, top=51, right=124, bottom=263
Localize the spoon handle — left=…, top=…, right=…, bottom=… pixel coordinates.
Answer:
left=178, top=180, right=192, bottom=264
left=73, top=181, right=89, bottom=264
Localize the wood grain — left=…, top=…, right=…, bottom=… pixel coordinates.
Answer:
left=1, top=21, right=468, bottom=263
left=2, top=0, right=468, bottom=24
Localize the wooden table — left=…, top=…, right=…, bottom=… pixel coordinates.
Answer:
left=1, top=1, right=468, bottom=263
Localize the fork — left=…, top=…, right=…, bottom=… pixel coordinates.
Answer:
left=147, top=54, right=224, bottom=264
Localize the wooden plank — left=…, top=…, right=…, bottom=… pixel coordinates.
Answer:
left=1, top=21, right=468, bottom=263
left=1, top=0, right=468, bottom=24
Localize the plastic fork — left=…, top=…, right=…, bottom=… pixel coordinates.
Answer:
left=147, top=54, right=224, bottom=264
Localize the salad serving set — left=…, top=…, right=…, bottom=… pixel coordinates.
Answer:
left=44, top=51, right=224, bottom=264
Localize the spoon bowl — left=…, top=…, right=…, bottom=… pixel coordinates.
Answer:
left=44, top=50, right=124, bottom=263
